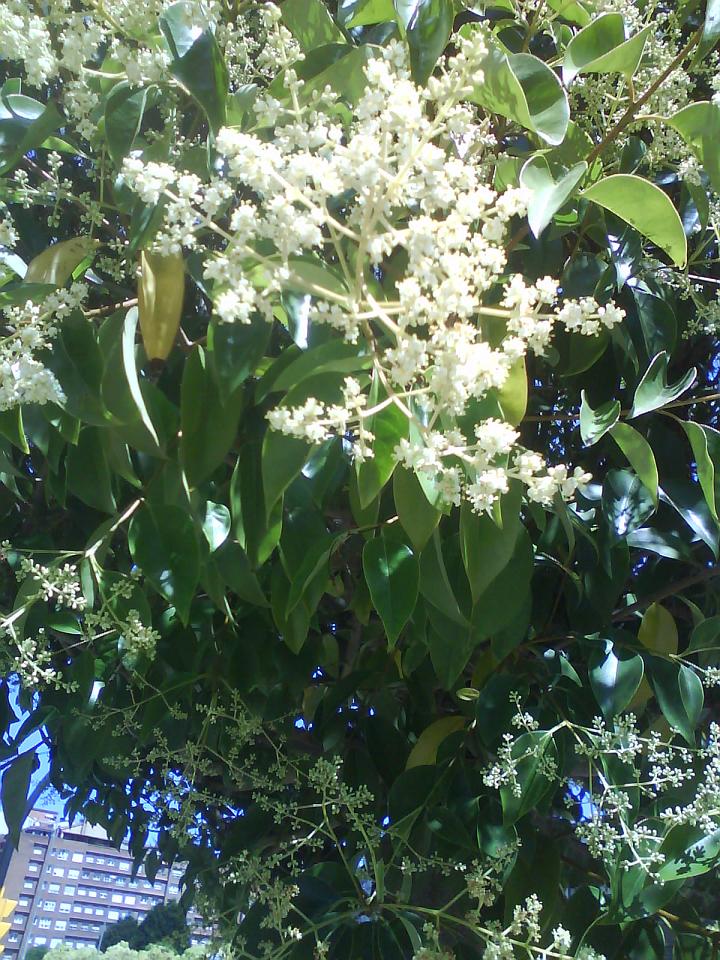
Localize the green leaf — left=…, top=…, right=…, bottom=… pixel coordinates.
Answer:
left=638, top=602, right=678, bottom=657
left=104, top=83, right=154, bottom=165
left=1, top=750, right=35, bottom=845
left=282, top=0, right=346, bottom=49
left=338, top=0, right=395, bottom=27
left=170, top=31, right=228, bottom=133
left=66, top=428, right=116, bottom=514
left=460, top=484, right=522, bottom=605
left=420, top=531, right=469, bottom=627
left=0, top=96, right=63, bottom=174
left=609, top=422, right=659, bottom=505
left=356, top=395, right=408, bottom=508
left=563, top=14, right=651, bottom=84
left=406, top=716, right=465, bottom=768
left=546, top=0, right=590, bottom=26
left=629, top=352, right=696, bottom=418
left=0, top=407, right=28, bottom=454
left=363, top=533, right=419, bottom=647
left=495, top=356, right=528, bottom=426
left=467, top=28, right=569, bottom=145
left=208, top=317, right=272, bottom=403
left=500, top=731, right=558, bottom=825
left=520, top=156, right=587, bottom=237
left=128, top=505, right=201, bottom=624
left=201, top=501, right=231, bottom=552
left=393, top=467, right=441, bottom=551
left=214, top=540, right=268, bottom=607
left=580, top=391, right=620, bottom=446
left=159, top=0, right=205, bottom=57
left=232, top=443, right=283, bottom=567
left=700, top=0, right=720, bottom=57
left=665, top=102, right=720, bottom=195
left=589, top=639, right=644, bottom=719
left=659, top=824, right=720, bottom=882
left=396, top=0, right=454, bottom=84
left=648, top=658, right=703, bottom=745
left=180, top=346, right=244, bottom=487
left=24, top=236, right=96, bottom=286
left=262, top=373, right=346, bottom=517
left=601, top=469, right=655, bottom=538
left=582, top=175, right=687, bottom=267
left=99, top=308, right=160, bottom=447
left=677, top=418, right=720, bottom=522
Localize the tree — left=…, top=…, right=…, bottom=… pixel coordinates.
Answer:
left=99, top=917, right=141, bottom=953
left=44, top=943, right=204, bottom=960
left=1, top=1, right=720, bottom=959
left=100, top=905, right=189, bottom=953
left=25, top=948, right=49, bottom=960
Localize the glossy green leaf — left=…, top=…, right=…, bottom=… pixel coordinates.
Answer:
left=356, top=397, right=408, bottom=508
left=601, top=469, right=655, bottom=538
left=180, top=346, right=244, bottom=487
left=638, top=602, right=678, bottom=657
left=406, top=716, right=465, bottom=768
left=700, top=0, right=720, bottom=57
left=128, top=505, right=201, bottom=624
left=580, top=391, right=620, bottom=446
left=563, top=14, right=651, bottom=84
left=396, top=0, right=454, bottom=84
left=546, top=0, right=590, bottom=26
left=589, top=639, right=644, bottom=719
left=665, top=102, right=720, bottom=195
left=393, top=467, right=441, bottom=551
left=609, top=421, right=659, bottom=505
left=24, top=236, right=95, bottom=286
left=99, top=308, right=160, bottom=447
left=629, top=352, right=696, bottom=418
left=659, top=824, right=720, bottom=882
left=520, top=156, right=587, bottom=237
left=2, top=750, right=35, bottom=845
left=66, top=428, right=116, bottom=514
left=460, top=484, right=522, bottom=605
left=282, top=0, right=345, bottom=49
left=467, top=28, right=570, bottom=145
left=104, top=83, right=153, bottom=165
left=679, top=419, right=720, bottom=521
left=338, top=0, right=395, bottom=26
left=500, top=731, right=558, bottom=824
left=582, top=175, right=687, bottom=267
left=496, top=356, right=528, bottom=426
left=0, top=96, right=63, bottom=174
left=648, top=657, right=703, bottom=745
left=170, top=31, right=228, bottom=133
left=363, top=533, right=419, bottom=647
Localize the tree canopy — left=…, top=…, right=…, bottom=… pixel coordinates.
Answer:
left=2, top=0, right=720, bottom=958
left=100, top=903, right=191, bottom=954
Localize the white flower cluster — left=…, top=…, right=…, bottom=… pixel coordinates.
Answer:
left=0, top=283, right=87, bottom=411
left=16, top=557, right=86, bottom=610
left=122, top=15, right=623, bottom=516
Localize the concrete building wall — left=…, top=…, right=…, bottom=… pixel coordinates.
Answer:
left=0, top=811, right=211, bottom=960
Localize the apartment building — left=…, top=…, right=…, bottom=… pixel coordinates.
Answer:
left=0, top=810, right=211, bottom=960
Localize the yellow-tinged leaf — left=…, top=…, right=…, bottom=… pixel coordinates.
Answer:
left=25, top=236, right=97, bottom=286
left=406, top=716, right=466, bottom=769
left=497, top=356, right=528, bottom=426
left=639, top=602, right=678, bottom=657
left=138, top=249, right=185, bottom=360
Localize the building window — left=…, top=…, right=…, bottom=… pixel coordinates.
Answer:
left=55, top=921, right=67, bottom=931
left=23, top=882, right=34, bottom=891
left=56, top=850, right=69, bottom=861
left=53, top=868, right=65, bottom=877
left=39, top=919, right=52, bottom=929
left=72, top=905, right=82, bottom=914
left=67, top=870, right=80, bottom=880
left=60, top=904, right=71, bottom=914
left=72, top=853, right=83, bottom=863
left=124, top=896, right=136, bottom=906
left=108, top=911, right=119, bottom=921
left=43, top=901, right=56, bottom=911
left=50, top=939, right=62, bottom=947
left=28, top=864, right=39, bottom=873
left=33, top=846, right=44, bottom=855
left=33, top=937, right=47, bottom=946
left=94, top=909, right=104, bottom=917
left=111, top=895, right=122, bottom=904
left=48, top=884, right=60, bottom=894
left=64, top=885, right=75, bottom=895
left=119, top=863, right=129, bottom=872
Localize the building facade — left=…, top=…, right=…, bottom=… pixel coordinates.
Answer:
left=0, top=810, right=210, bottom=960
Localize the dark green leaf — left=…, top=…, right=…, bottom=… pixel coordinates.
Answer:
left=589, top=639, right=644, bottom=719
left=629, top=352, right=696, bottom=418
left=363, top=533, right=419, bottom=647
